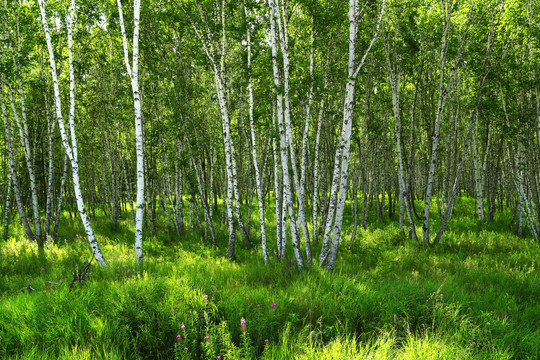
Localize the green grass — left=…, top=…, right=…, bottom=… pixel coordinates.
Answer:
left=0, top=195, right=539, bottom=359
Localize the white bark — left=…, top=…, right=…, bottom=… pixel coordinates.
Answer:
left=432, top=6, right=500, bottom=244
left=1, top=74, right=35, bottom=241
left=269, top=0, right=304, bottom=268
left=2, top=2, right=43, bottom=243
left=423, top=0, right=475, bottom=244
left=6, top=82, right=43, bottom=244
left=322, top=0, right=386, bottom=270
left=38, top=0, right=107, bottom=266
left=53, top=154, right=69, bottom=239
left=312, top=96, right=325, bottom=245
left=274, top=0, right=311, bottom=261
left=299, top=16, right=315, bottom=264
left=244, top=1, right=268, bottom=263
left=120, top=152, right=136, bottom=226
left=3, top=175, right=10, bottom=238
left=272, top=100, right=283, bottom=259
left=117, top=0, right=144, bottom=264
left=186, top=0, right=251, bottom=253
left=384, top=31, right=419, bottom=242
left=44, top=88, right=55, bottom=235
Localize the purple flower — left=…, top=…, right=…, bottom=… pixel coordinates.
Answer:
left=271, top=302, right=276, bottom=308
left=241, top=317, right=247, bottom=333
left=265, top=339, right=269, bottom=343
left=205, top=336, right=210, bottom=341
left=41, top=267, right=45, bottom=271
left=176, top=334, right=182, bottom=342
left=217, top=356, right=222, bottom=360
left=50, top=259, right=53, bottom=264
left=257, top=304, right=260, bottom=308
left=16, top=259, right=19, bottom=262
left=204, top=294, right=209, bottom=302
left=181, top=323, right=186, bottom=330
left=241, top=317, right=246, bottom=326
left=171, top=308, right=175, bottom=312
left=183, top=348, right=188, bottom=351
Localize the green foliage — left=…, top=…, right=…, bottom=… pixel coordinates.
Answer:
left=0, top=199, right=539, bottom=359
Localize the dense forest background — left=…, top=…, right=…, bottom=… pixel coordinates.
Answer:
left=1, top=0, right=540, bottom=358
left=1, top=0, right=540, bottom=265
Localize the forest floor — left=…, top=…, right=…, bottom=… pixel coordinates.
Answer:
left=0, top=196, right=539, bottom=359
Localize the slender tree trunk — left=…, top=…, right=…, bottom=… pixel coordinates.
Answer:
left=117, top=0, right=144, bottom=263
left=269, top=0, right=304, bottom=268
left=244, top=1, right=268, bottom=263
left=3, top=174, right=11, bottom=238
left=272, top=100, right=283, bottom=260
left=1, top=74, right=35, bottom=241
left=39, top=0, right=107, bottom=266
left=384, top=35, right=419, bottom=241
left=6, top=83, right=43, bottom=245
left=323, top=0, right=386, bottom=271
left=44, top=89, right=55, bottom=235
left=274, top=0, right=311, bottom=263
left=53, top=154, right=68, bottom=239
left=423, top=1, right=474, bottom=244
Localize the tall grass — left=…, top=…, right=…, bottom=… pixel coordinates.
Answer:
left=0, top=196, right=538, bottom=359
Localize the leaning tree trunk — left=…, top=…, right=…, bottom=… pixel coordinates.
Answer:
left=39, top=0, right=107, bottom=266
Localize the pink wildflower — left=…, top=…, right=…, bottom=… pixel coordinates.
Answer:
left=241, top=317, right=247, bottom=333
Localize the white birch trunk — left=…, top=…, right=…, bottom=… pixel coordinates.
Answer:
left=6, top=83, right=43, bottom=244
left=269, top=0, right=304, bottom=268
left=322, top=0, right=386, bottom=270
left=423, top=1, right=475, bottom=244
left=45, top=90, right=55, bottom=235
left=1, top=74, right=35, bottom=241
left=39, top=0, right=107, bottom=266
left=120, top=152, right=136, bottom=226
left=244, top=1, right=268, bottom=263
left=117, top=0, right=144, bottom=263
left=312, top=97, right=325, bottom=245
left=274, top=0, right=311, bottom=261
left=431, top=6, right=500, bottom=244
left=2, top=5, right=43, bottom=243
left=272, top=100, right=283, bottom=259
left=53, top=154, right=69, bottom=239
left=3, top=175, right=10, bottom=238
left=384, top=35, right=419, bottom=241
left=186, top=0, right=251, bottom=252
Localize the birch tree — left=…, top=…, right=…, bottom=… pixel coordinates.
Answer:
left=38, top=0, right=107, bottom=266
left=320, top=0, right=386, bottom=271
left=2, top=1, right=43, bottom=244
left=117, top=0, right=144, bottom=263
left=244, top=0, right=268, bottom=263
left=1, top=73, right=34, bottom=241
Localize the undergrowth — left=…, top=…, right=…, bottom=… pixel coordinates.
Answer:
left=0, top=196, right=539, bottom=359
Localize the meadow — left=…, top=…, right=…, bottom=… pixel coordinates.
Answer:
left=1, top=196, right=539, bottom=359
